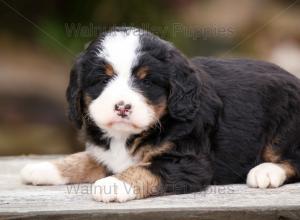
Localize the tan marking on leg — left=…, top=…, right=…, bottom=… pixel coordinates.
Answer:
left=262, top=140, right=298, bottom=181
left=116, top=166, right=161, bottom=199
left=279, top=161, right=297, bottom=178
left=54, top=152, right=107, bottom=183
left=262, top=144, right=280, bottom=163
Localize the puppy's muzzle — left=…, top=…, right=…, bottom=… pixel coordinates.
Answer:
left=114, top=101, right=132, bottom=118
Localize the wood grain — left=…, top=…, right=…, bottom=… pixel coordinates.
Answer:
left=1, top=155, right=300, bottom=219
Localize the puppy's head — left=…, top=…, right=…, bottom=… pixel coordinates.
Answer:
left=66, top=27, right=201, bottom=138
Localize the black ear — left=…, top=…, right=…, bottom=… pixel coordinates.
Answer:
left=167, top=50, right=201, bottom=122
left=66, top=54, right=84, bottom=129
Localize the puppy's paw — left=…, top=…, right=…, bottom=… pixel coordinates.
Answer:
left=247, top=162, right=286, bottom=188
left=20, top=162, right=67, bottom=185
left=92, top=176, right=136, bottom=203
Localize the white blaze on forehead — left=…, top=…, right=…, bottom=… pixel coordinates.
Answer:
left=97, top=31, right=140, bottom=78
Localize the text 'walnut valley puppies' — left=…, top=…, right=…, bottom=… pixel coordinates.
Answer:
left=21, top=27, right=300, bottom=202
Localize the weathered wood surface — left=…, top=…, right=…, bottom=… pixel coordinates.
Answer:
left=0, top=155, right=300, bottom=220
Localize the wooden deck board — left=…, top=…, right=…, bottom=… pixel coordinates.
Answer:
left=1, top=155, right=300, bottom=219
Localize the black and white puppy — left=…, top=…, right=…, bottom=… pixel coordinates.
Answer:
left=21, top=27, right=300, bottom=202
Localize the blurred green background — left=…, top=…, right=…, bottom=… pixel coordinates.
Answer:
left=0, top=0, right=300, bottom=155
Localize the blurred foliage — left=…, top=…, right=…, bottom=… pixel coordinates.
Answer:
left=0, top=0, right=243, bottom=57
left=1, top=0, right=174, bottom=55
left=0, top=0, right=300, bottom=155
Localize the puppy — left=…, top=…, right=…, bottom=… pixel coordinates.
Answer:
left=21, top=27, right=300, bottom=202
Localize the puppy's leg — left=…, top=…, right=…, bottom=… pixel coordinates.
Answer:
left=247, top=144, right=299, bottom=188
left=21, top=152, right=107, bottom=185
left=92, top=166, right=159, bottom=202
left=92, top=154, right=213, bottom=202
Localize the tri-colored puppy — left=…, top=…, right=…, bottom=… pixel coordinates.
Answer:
left=21, top=27, right=300, bottom=202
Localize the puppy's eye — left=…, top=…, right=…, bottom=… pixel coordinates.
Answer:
left=143, top=79, right=152, bottom=87
left=86, top=75, right=110, bottom=88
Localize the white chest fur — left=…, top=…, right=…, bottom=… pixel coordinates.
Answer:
left=86, top=138, right=138, bottom=174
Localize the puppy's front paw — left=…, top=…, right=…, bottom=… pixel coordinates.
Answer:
left=20, top=162, right=67, bottom=185
left=247, top=162, right=286, bottom=188
left=92, top=176, right=136, bottom=203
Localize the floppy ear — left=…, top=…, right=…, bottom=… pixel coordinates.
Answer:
left=66, top=54, right=84, bottom=129
left=167, top=50, right=201, bottom=122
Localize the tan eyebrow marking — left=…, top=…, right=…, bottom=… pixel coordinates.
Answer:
left=136, top=66, right=149, bottom=79
left=105, top=64, right=114, bottom=76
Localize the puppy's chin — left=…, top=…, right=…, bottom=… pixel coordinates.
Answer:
left=100, top=121, right=146, bottom=138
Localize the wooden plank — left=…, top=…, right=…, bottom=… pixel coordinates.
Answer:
left=0, top=155, right=300, bottom=220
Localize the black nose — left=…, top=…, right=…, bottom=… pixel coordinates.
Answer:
left=114, top=101, right=132, bottom=118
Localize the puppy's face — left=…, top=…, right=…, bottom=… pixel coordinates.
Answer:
left=67, top=28, right=200, bottom=139
left=82, top=30, right=169, bottom=137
